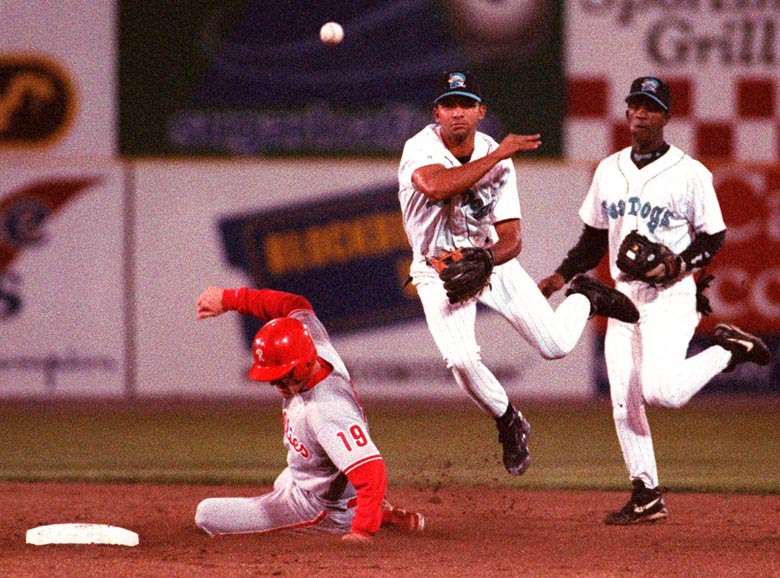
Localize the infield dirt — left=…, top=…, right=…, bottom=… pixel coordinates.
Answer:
left=1, top=482, right=778, bottom=577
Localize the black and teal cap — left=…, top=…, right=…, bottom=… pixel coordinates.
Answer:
left=434, top=71, right=482, bottom=104
left=625, top=76, right=670, bottom=111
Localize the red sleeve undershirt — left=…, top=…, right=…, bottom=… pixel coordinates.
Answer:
left=221, top=287, right=313, bottom=321
left=345, top=459, right=387, bottom=536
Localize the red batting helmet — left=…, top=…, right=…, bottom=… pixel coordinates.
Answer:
left=248, top=317, right=317, bottom=382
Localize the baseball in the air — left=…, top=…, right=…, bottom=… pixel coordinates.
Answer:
left=319, top=22, right=344, bottom=46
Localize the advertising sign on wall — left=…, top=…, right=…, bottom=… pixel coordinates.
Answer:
left=0, top=1, right=116, bottom=159
left=704, top=165, right=780, bottom=335
left=219, top=183, right=417, bottom=343
left=0, top=163, right=126, bottom=398
left=564, top=0, right=780, bottom=162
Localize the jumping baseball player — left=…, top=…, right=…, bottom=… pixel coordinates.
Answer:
left=193, top=286, right=424, bottom=542
left=538, top=76, right=771, bottom=524
left=398, top=70, right=640, bottom=477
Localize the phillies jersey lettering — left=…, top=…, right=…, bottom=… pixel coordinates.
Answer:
left=283, top=410, right=310, bottom=458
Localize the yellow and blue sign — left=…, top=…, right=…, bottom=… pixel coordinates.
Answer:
left=220, top=183, right=420, bottom=341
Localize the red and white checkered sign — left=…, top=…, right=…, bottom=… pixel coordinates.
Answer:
left=564, top=76, right=780, bottom=162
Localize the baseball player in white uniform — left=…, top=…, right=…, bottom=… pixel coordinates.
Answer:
left=193, top=286, right=423, bottom=542
left=538, top=76, right=770, bottom=524
left=398, top=70, right=640, bottom=477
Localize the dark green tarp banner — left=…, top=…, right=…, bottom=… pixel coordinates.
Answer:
left=119, top=0, right=563, bottom=157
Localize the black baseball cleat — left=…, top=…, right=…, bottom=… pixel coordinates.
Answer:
left=496, top=407, right=531, bottom=476
left=710, top=323, right=771, bottom=373
left=604, top=479, right=668, bottom=525
left=566, top=274, right=639, bottom=323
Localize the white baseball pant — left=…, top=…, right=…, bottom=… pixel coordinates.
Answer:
left=414, top=258, right=591, bottom=417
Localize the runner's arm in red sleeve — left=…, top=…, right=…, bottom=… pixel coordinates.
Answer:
left=196, top=286, right=312, bottom=321
left=222, top=287, right=313, bottom=320
left=342, top=458, right=387, bottom=541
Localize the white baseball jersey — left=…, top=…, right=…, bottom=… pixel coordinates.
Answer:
left=398, top=123, right=520, bottom=273
left=578, top=144, right=726, bottom=283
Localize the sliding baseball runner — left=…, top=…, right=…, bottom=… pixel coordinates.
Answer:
left=194, top=286, right=423, bottom=541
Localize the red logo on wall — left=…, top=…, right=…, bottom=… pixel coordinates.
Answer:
left=1, top=178, right=98, bottom=273
left=704, top=166, right=780, bottom=333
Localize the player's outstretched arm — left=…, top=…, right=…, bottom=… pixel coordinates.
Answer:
left=494, top=133, right=542, bottom=160
left=199, top=286, right=314, bottom=322
left=196, top=286, right=226, bottom=319
left=412, top=133, right=541, bottom=202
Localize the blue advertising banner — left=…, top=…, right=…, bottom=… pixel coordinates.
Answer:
left=219, top=183, right=419, bottom=341
left=119, top=0, right=562, bottom=156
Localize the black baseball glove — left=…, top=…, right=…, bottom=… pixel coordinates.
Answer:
left=616, top=230, right=683, bottom=286
left=430, top=247, right=494, bottom=304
